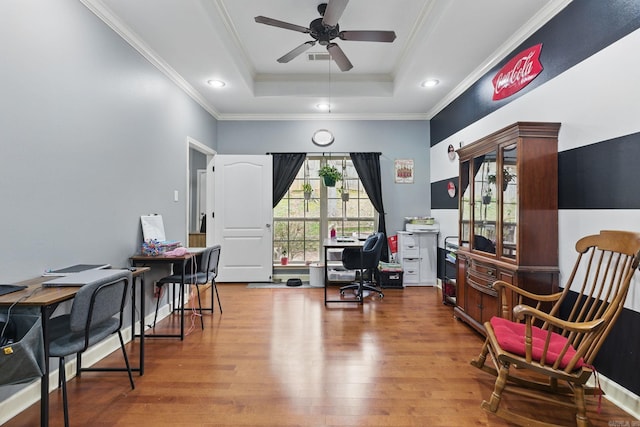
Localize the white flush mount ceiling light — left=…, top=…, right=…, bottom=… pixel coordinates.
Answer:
left=207, top=79, right=226, bottom=88
left=312, top=129, right=334, bottom=146
left=316, top=103, right=331, bottom=111
left=420, top=79, right=439, bottom=88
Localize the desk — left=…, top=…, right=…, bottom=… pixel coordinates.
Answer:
left=323, top=238, right=364, bottom=305
left=0, top=276, right=77, bottom=427
left=129, top=267, right=150, bottom=375
left=0, top=270, right=145, bottom=427
left=129, top=252, right=196, bottom=340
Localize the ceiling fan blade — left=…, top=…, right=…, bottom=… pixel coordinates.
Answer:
left=254, top=16, right=310, bottom=34
left=277, top=41, right=316, bottom=63
left=339, top=30, right=397, bottom=43
left=322, top=0, right=349, bottom=27
left=327, top=43, right=353, bottom=71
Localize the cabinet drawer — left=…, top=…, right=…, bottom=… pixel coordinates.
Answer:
left=467, top=275, right=497, bottom=297
left=399, top=234, right=420, bottom=258
left=400, top=246, right=419, bottom=258
left=403, top=270, right=419, bottom=283
left=468, top=260, right=496, bottom=282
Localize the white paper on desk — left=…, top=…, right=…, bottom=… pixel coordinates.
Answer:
left=141, top=215, right=166, bottom=241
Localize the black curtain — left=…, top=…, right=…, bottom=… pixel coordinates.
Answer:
left=349, top=152, right=389, bottom=262
left=272, top=153, right=306, bottom=207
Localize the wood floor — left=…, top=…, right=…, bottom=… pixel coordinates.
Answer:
left=5, top=285, right=637, bottom=426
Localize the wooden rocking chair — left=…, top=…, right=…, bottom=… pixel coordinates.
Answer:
left=471, top=230, right=640, bottom=427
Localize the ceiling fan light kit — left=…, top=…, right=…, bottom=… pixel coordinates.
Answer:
left=254, top=0, right=396, bottom=72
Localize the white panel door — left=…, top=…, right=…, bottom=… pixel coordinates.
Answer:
left=214, top=155, right=273, bottom=282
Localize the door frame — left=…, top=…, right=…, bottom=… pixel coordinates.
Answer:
left=186, top=136, right=216, bottom=247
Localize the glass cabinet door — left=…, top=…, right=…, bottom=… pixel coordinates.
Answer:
left=501, top=143, right=518, bottom=259
left=459, top=160, right=471, bottom=248
left=472, top=151, right=497, bottom=254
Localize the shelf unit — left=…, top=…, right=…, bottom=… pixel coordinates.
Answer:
left=442, top=236, right=458, bottom=305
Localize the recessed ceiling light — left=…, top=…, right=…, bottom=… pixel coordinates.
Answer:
left=420, top=79, right=439, bottom=88
left=207, top=79, right=226, bottom=88
left=316, top=103, right=331, bottom=111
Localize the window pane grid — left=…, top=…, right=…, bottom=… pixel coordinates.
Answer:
left=273, top=156, right=376, bottom=264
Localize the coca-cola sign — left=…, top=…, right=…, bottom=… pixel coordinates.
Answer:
left=492, top=43, right=543, bottom=101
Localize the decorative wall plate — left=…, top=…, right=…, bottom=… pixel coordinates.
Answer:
left=312, top=129, right=334, bottom=146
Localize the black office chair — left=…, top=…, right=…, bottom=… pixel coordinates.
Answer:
left=48, top=270, right=134, bottom=427
left=154, top=245, right=222, bottom=330
left=340, top=232, right=385, bottom=299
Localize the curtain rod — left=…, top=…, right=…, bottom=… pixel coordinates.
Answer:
left=265, top=151, right=382, bottom=155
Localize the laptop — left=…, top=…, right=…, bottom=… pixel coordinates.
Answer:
left=0, top=284, right=27, bottom=296
left=43, top=263, right=111, bottom=276
left=43, top=269, right=126, bottom=287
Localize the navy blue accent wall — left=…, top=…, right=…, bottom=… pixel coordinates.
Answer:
left=431, top=179, right=459, bottom=210
left=431, top=0, right=640, bottom=145
left=560, top=291, right=640, bottom=395
left=559, top=132, right=640, bottom=209
left=435, top=131, right=640, bottom=210
left=595, top=308, right=640, bottom=395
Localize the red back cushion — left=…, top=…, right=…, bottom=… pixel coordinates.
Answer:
left=490, top=317, right=584, bottom=370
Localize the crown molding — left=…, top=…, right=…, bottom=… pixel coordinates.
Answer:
left=217, top=112, right=429, bottom=121
left=425, top=0, right=572, bottom=119
left=80, top=0, right=222, bottom=120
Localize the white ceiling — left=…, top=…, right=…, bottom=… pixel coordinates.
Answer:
left=82, top=0, right=570, bottom=121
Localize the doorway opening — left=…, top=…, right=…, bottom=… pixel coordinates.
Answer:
left=186, top=136, right=216, bottom=247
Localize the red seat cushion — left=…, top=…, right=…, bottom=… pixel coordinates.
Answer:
left=490, top=317, right=584, bottom=370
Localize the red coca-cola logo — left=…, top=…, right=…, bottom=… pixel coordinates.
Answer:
left=492, top=43, right=543, bottom=101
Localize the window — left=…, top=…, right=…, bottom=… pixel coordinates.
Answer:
left=273, top=156, right=377, bottom=264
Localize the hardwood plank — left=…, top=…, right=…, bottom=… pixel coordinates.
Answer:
left=4, top=286, right=636, bottom=426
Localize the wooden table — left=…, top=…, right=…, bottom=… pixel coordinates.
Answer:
left=1, top=276, right=78, bottom=427
left=1, top=269, right=148, bottom=427
left=128, top=267, right=150, bottom=375
left=323, top=238, right=364, bottom=305
left=129, top=252, right=197, bottom=340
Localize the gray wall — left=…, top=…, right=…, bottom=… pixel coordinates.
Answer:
left=0, top=0, right=218, bottom=283
left=217, top=120, right=430, bottom=235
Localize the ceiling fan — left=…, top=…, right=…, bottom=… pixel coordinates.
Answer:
left=254, top=0, right=396, bottom=72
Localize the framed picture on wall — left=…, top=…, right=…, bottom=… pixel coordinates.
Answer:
left=394, top=159, right=414, bottom=184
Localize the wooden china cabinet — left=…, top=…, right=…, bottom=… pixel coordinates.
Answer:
left=453, top=122, right=561, bottom=335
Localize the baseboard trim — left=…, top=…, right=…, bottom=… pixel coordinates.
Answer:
left=0, top=304, right=175, bottom=425
left=592, top=374, right=640, bottom=420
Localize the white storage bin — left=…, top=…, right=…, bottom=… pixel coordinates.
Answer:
left=328, top=269, right=356, bottom=282
left=327, top=249, right=343, bottom=261
left=309, top=263, right=324, bottom=287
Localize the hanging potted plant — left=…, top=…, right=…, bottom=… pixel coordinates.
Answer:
left=488, top=169, right=516, bottom=191
left=302, top=182, right=313, bottom=200
left=318, top=165, right=342, bottom=187
left=482, top=187, right=492, bottom=205
left=280, top=249, right=288, bottom=266
left=338, top=186, right=349, bottom=202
